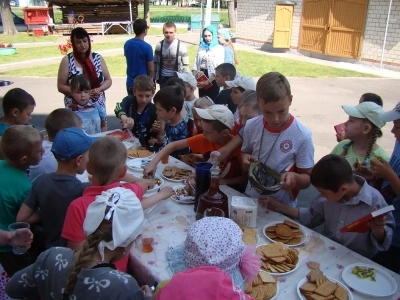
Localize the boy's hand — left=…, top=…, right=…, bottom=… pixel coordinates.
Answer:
left=151, top=120, right=161, bottom=132
left=354, top=166, right=375, bottom=181
left=368, top=207, right=387, bottom=243
left=336, top=133, right=344, bottom=143
left=371, top=159, right=395, bottom=180
left=141, top=285, right=153, bottom=297
left=241, top=153, right=257, bottom=171
left=148, top=138, right=158, bottom=146
left=197, top=81, right=209, bottom=88
left=120, top=116, right=134, bottom=129
left=143, top=162, right=157, bottom=179
left=280, top=172, right=297, bottom=191
left=259, top=196, right=280, bottom=212
left=139, top=179, right=155, bottom=190
left=159, top=186, right=175, bottom=199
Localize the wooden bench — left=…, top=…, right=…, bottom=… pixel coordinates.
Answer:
left=54, top=23, right=103, bottom=35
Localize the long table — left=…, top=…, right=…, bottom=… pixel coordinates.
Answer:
left=123, top=143, right=400, bottom=299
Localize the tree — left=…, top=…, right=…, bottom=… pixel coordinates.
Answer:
left=0, top=0, right=18, bottom=35
left=227, top=0, right=235, bottom=28
left=144, top=0, right=150, bottom=25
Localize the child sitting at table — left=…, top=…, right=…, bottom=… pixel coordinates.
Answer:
left=114, top=75, right=162, bottom=145
left=17, top=128, right=95, bottom=249
left=226, top=75, right=256, bottom=121
left=144, top=105, right=246, bottom=187
left=61, top=136, right=174, bottom=272
left=192, top=96, right=214, bottom=135
left=67, top=74, right=107, bottom=135
left=176, top=71, right=198, bottom=106
left=265, top=154, right=395, bottom=259
left=6, top=185, right=153, bottom=300
left=241, top=72, right=314, bottom=206
left=0, top=88, right=36, bottom=159
left=0, top=125, right=44, bottom=277
left=152, top=85, right=190, bottom=158
left=29, top=108, right=83, bottom=182
left=231, top=90, right=259, bottom=136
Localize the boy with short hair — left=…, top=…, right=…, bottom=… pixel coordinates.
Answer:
left=226, top=76, right=256, bottom=121
left=0, top=125, right=44, bottom=276
left=115, top=75, right=162, bottom=145
left=266, top=154, right=394, bottom=259
left=214, top=63, right=236, bottom=114
left=153, top=85, right=190, bottom=158
left=0, top=88, right=36, bottom=136
left=67, top=74, right=107, bottom=134
left=241, top=72, right=314, bottom=206
left=61, top=136, right=174, bottom=272
left=176, top=71, right=198, bottom=106
left=29, top=108, right=83, bottom=182
left=17, top=128, right=95, bottom=249
left=144, top=105, right=246, bottom=187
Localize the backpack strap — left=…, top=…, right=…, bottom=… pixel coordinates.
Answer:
left=175, top=39, right=180, bottom=71
left=159, top=40, right=164, bottom=80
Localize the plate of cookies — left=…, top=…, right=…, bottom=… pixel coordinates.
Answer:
left=244, top=271, right=279, bottom=300
left=239, top=226, right=260, bottom=246
left=170, top=185, right=194, bottom=204
left=127, top=147, right=155, bottom=159
left=297, top=269, right=353, bottom=300
left=256, top=243, right=299, bottom=276
left=161, top=166, right=192, bottom=182
left=263, top=220, right=307, bottom=247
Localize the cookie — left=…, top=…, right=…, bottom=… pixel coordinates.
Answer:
left=314, top=280, right=337, bottom=297
left=307, top=261, right=320, bottom=269
left=284, top=219, right=300, bottom=229
left=275, top=224, right=293, bottom=238
left=266, top=226, right=276, bottom=232
left=266, top=232, right=277, bottom=239
left=300, top=282, right=317, bottom=293
left=334, top=285, right=348, bottom=300
left=287, top=237, right=302, bottom=245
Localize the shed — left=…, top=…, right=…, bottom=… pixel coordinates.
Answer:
left=190, top=13, right=220, bottom=30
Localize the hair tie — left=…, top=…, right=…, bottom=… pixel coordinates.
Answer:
left=104, top=193, right=120, bottom=220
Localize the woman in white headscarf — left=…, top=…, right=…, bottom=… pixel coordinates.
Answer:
left=5, top=189, right=152, bottom=300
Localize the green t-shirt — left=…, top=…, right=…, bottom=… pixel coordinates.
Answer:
left=331, top=140, right=390, bottom=169
left=0, top=160, right=32, bottom=252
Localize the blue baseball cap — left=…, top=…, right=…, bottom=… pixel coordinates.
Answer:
left=51, top=127, right=98, bottom=161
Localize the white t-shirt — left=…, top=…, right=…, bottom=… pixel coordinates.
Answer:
left=241, top=115, right=315, bottom=205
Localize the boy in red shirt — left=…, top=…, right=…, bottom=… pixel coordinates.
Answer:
left=144, top=105, right=246, bottom=187
left=62, top=136, right=174, bottom=272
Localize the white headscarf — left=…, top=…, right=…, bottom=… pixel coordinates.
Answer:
left=83, top=187, right=144, bottom=260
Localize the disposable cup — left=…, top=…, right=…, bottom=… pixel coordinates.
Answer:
left=8, top=222, right=30, bottom=255
left=152, top=239, right=169, bottom=267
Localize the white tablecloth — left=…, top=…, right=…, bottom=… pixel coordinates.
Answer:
left=123, top=139, right=400, bottom=299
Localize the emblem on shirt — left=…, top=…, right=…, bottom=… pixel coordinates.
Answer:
left=280, top=140, right=292, bottom=153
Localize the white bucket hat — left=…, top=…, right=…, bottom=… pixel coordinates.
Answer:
left=380, top=102, right=400, bottom=122
left=194, top=104, right=234, bottom=130
left=83, top=187, right=144, bottom=260
left=176, top=71, right=197, bottom=90
left=226, top=76, right=256, bottom=91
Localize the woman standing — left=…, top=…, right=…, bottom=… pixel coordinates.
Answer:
left=57, top=27, right=112, bottom=115
left=192, top=25, right=225, bottom=101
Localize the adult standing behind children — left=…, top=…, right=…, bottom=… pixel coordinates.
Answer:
left=29, top=109, right=82, bottom=182
left=6, top=186, right=153, bottom=300
left=154, top=22, right=189, bottom=88
left=125, top=19, right=154, bottom=95
left=241, top=72, right=314, bottom=206
left=0, top=126, right=44, bottom=277
left=57, top=27, right=112, bottom=112
left=192, top=26, right=225, bottom=101
left=17, top=128, right=95, bottom=249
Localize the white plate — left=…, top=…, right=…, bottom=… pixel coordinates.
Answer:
left=257, top=244, right=299, bottom=276
left=342, top=263, right=397, bottom=297
left=170, top=185, right=194, bottom=204
left=262, top=221, right=307, bottom=247
left=258, top=271, right=280, bottom=300
left=297, top=277, right=353, bottom=300
left=145, top=177, right=164, bottom=194
left=161, top=173, right=185, bottom=183
left=127, top=158, right=152, bottom=172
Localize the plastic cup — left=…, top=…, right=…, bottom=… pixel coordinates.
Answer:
left=8, top=222, right=30, bottom=255
left=152, top=239, right=169, bottom=267
left=204, top=207, right=225, bottom=217
left=142, top=235, right=154, bottom=253
left=161, top=154, right=169, bottom=164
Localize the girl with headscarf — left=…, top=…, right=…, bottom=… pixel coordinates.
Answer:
left=192, top=25, right=225, bottom=101
left=57, top=28, right=112, bottom=121
left=218, top=25, right=237, bottom=65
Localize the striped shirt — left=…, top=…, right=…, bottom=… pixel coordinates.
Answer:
left=299, top=176, right=395, bottom=258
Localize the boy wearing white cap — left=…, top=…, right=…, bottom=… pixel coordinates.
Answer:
left=226, top=75, right=256, bottom=121
left=175, top=71, right=198, bottom=106
left=6, top=186, right=153, bottom=299
left=370, top=102, right=400, bottom=273
left=144, top=105, right=246, bottom=187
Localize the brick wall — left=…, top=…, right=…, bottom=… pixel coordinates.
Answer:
left=361, top=0, right=400, bottom=66
left=236, top=0, right=302, bottom=48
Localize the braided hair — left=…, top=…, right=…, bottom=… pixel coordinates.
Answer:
left=62, top=216, right=113, bottom=299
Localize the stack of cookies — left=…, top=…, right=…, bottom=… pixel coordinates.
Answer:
left=256, top=243, right=299, bottom=274
left=299, top=269, right=349, bottom=300
left=265, top=220, right=304, bottom=245
left=245, top=271, right=277, bottom=300
left=239, top=226, right=258, bottom=245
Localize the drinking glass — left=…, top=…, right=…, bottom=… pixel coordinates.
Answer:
left=204, top=207, right=225, bottom=217
left=8, top=222, right=30, bottom=255
left=152, top=239, right=169, bottom=267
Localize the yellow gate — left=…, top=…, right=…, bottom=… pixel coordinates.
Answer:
left=299, top=0, right=369, bottom=58
left=273, top=5, right=294, bottom=48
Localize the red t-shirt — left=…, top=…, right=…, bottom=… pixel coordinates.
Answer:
left=61, top=182, right=143, bottom=272
left=186, top=135, right=242, bottom=179
left=231, top=121, right=242, bottom=136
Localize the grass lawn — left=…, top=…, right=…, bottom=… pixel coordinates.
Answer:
left=11, top=5, right=228, bottom=25
left=1, top=45, right=375, bottom=78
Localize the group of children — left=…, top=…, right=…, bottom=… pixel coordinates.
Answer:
left=1, top=65, right=400, bottom=298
